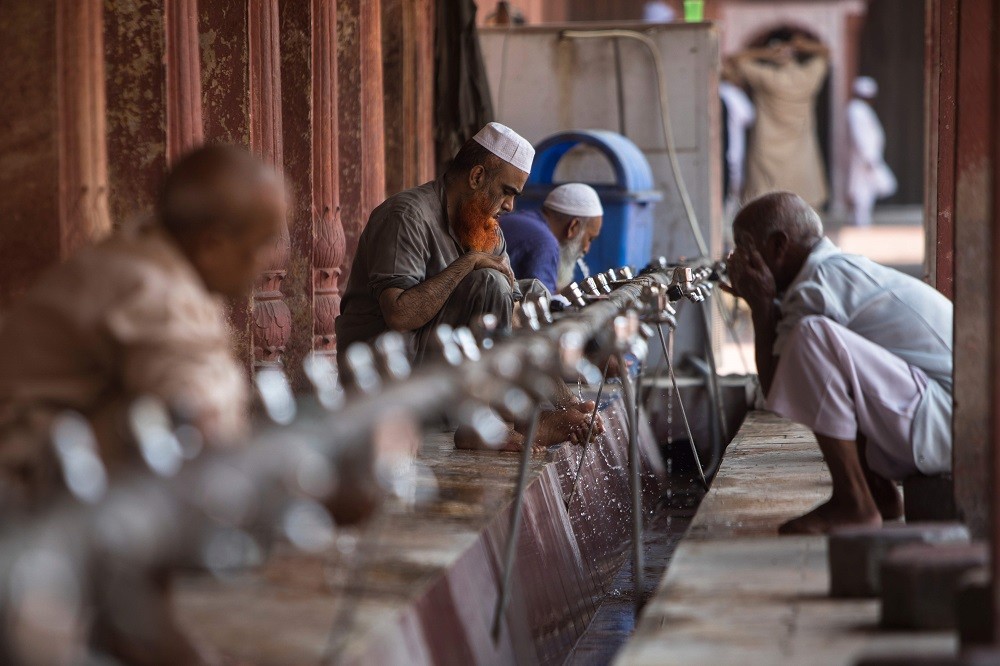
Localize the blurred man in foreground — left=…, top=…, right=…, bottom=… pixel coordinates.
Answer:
left=726, top=192, right=952, bottom=535
left=500, top=183, right=604, bottom=295
left=0, top=145, right=285, bottom=507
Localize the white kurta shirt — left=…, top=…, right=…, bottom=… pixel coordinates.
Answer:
left=719, top=81, right=756, bottom=195
left=774, top=238, right=953, bottom=474
left=847, top=98, right=897, bottom=204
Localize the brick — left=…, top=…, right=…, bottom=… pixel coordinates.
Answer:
left=904, top=474, right=957, bottom=522
left=828, top=522, right=970, bottom=598
left=880, top=542, right=988, bottom=630
left=956, top=567, right=992, bottom=647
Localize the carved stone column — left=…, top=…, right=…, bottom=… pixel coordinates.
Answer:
left=57, top=0, right=112, bottom=255
left=0, top=0, right=111, bottom=306
left=165, top=0, right=204, bottom=163
left=337, top=0, right=386, bottom=283
left=249, top=0, right=291, bottom=370
left=313, top=0, right=347, bottom=361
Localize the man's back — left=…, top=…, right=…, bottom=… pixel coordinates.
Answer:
left=0, top=224, right=247, bottom=502
left=499, top=208, right=560, bottom=293
left=776, top=238, right=953, bottom=389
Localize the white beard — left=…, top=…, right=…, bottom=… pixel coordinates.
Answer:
left=556, top=233, right=587, bottom=291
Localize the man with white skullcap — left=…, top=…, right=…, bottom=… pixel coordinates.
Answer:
left=500, top=183, right=604, bottom=294
left=338, top=122, right=533, bottom=363
left=338, top=123, right=599, bottom=450
left=848, top=76, right=897, bottom=226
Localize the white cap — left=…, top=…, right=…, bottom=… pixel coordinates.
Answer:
left=472, top=122, right=535, bottom=173
left=853, top=76, right=878, bottom=98
left=543, top=183, right=604, bottom=218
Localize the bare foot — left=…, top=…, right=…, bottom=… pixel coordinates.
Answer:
left=567, top=400, right=605, bottom=438
left=778, top=497, right=882, bottom=535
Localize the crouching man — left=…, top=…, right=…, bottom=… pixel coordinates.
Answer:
left=726, top=191, right=953, bottom=534
left=336, top=122, right=596, bottom=451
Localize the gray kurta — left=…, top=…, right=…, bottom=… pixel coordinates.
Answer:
left=336, top=177, right=521, bottom=364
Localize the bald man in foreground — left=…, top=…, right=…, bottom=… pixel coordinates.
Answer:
left=726, top=192, right=952, bottom=534
left=0, top=146, right=285, bottom=507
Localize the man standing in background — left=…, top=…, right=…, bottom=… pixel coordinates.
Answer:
left=734, top=33, right=830, bottom=209
left=847, top=76, right=897, bottom=227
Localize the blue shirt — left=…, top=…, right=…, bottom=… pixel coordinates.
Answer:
left=499, top=209, right=560, bottom=294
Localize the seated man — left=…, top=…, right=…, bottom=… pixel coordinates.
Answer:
left=0, top=146, right=285, bottom=507
left=726, top=191, right=952, bottom=534
left=500, top=183, right=604, bottom=294
left=336, top=122, right=595, bottom=450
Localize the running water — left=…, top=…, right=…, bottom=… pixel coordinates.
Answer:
left=576, top=257, right=591, bottom=279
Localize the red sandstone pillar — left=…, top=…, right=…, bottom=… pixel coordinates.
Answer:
left=925, top=0, right=957, bottom=299
left=985, top=2, right=1000, bottom=644
left=0, top=0, right=111, bottom=306
left=313, top=0, right=347, bottom=362
left=945, top=0, right=996, bottom=540
left=165, top=0, right=204, bottom=163
left=248, top=0, right=292, bottom=371
left=57, top=0, right=111, bottom=256
left=337, top=0, right=386, bottom=279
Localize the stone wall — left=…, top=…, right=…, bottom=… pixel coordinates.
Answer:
left=0, top=0, right=435, bottom=388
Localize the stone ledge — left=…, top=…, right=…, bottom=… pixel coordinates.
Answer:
left=616, top=411, right=957, bottom=666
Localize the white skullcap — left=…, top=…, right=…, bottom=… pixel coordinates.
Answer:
left=854, top=76, right=878, bottom=99
left=643, top=1, right=675, bottom=22
left=544, top=183, right=604, bottom=218
left=472, top=122, right=535, bottom=173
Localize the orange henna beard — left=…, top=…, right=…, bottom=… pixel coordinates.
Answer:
left=455, top=194, right=501, bottom=253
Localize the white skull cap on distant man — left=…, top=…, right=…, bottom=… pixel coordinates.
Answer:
left=544, top=183, right=604, bottom=218
left=853, top=76, right=878, bottom=99
left=472, top=122, right=535, bottom=174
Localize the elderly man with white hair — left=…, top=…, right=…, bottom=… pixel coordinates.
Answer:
left=500, top=183, right=604, bottom=295
left=725, top=191, right=952, bottom=535
left=848, top=76, right=897, bottom=226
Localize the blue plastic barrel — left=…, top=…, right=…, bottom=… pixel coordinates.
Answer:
left=516, top=130, right=662, bottom=275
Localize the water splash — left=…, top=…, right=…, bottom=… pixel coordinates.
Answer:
left=577, top=257, right=591, bottom=279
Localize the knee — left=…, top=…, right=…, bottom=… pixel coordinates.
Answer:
left=461, top=267, right=512, bottom=296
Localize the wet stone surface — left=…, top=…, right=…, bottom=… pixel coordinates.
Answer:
left=174, top=388, right=673, bottom=665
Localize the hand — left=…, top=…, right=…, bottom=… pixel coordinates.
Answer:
left=768, top=43, right=794, bottom=64
left=465, top=251, right=515, bottom=289
left=725, top=244, right=776, bottom=312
